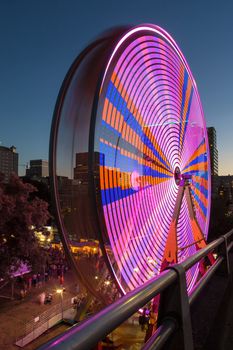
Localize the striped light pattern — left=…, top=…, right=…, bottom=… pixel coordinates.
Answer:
left=98, top=26, right=210, bottom=293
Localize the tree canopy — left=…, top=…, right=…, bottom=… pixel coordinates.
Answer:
left=0, top=174, right=50, bottom=279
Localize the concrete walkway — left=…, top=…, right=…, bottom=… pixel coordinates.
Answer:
left=0, top=270, right=79, bottom=350
left=203, top=280, right=233, bottom=349
left=191, top=252, right=233, bottom=350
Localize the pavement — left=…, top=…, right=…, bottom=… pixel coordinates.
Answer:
left=202, top=278, right=233, bottom=349
left=0, top=269, right=79, bottom=350
left=191, top=251, right=233, bottom=350
left=110, top=320, right=146, bottom=350
left=191, top=268, right=229, bottom=349
left=23, top=324, right=70, bottom=350
left=0, top=269, right=146, bottom=350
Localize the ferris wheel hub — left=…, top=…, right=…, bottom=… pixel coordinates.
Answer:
left=174, top=166, right=182, bottom=185
left=174, top=167, right=193, bottom=186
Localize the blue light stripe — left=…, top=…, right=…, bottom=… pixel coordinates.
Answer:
left=191, top=189, right=207, bottom=217
left=192, top=181, right=208, bottom=199
left=183, top=154, right=207, bottom=170
left=183, top=139, right=205, bottom=170
left=182, top=170, right=208, bottom=181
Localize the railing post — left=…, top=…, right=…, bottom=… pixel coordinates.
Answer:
left=158, top=264, right=193, bottom=350
left=219, top=236, right=231, bottom=278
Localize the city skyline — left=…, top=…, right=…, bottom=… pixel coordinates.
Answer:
left=0, top=0, right=233, bottom=175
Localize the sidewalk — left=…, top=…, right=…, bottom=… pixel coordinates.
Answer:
left=0, top=269, right=79, bottom=350
left=203, top=279, right=233, bottom=349
left=191, top=251, right=233, bottom=350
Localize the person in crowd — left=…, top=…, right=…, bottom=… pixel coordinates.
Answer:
left=32, top=273, right=37, bottom=287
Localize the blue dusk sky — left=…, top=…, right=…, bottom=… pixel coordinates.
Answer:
left=0, top=0, right=232, bottom=175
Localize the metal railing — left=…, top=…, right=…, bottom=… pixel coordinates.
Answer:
left=38, top=229, right=233, bottom=350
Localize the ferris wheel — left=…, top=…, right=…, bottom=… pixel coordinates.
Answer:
left=50, top=24, right=212, bottom=298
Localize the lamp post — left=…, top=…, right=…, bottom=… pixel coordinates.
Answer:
left=56, top=288, right=63, bottom=319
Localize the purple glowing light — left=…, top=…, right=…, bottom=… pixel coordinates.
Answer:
left=98, top=24, right=210, bottom=293
left=51, top=23, right=211, bottom=299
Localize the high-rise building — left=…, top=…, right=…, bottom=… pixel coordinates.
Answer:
left=207, top=127, right=219, bottom=198
left=207, top=127, right=218, bottom=176
left=0, top=145, right=18, bottom=182
left=217, top=175, right=233, bottom=216
left=26, top=159, right=49, bottom=178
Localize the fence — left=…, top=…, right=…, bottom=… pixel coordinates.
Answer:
left=15, top=296, right=78, bottom=347
left=37, top=228, right=233, bottom=350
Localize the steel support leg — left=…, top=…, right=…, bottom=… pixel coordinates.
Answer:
left=218, top=236, right=231, bottom=278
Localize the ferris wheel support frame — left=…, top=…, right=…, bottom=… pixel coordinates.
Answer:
left=161, top=175, right=214, bottom=273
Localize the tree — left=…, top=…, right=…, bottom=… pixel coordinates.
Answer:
left=0, top=173, right=50, bottom=279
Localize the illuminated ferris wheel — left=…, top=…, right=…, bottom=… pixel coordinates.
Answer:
left=50, top=24, right=212, bottom=298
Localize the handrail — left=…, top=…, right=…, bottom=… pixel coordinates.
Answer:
left=142, top=318, right=176, bottom=350
left=189, top=255, right=223, bottom=305
left=37, top=228, right=233, bottom=350
left=181, top=236, right=224, bottom=270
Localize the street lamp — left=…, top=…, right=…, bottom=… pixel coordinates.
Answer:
left=56, top=288, right=63, bottom=319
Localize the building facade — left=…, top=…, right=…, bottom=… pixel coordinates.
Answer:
left=0, top=145, right=18, bottom=182
left=207, top=127, right=219, bottom=198
left=207, top=127, right=218, bottom=176
left=26, top=159, right=49, bottom=178
left=218, top=175, right=233, bottom=203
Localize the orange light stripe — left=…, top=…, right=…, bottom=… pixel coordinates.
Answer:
left=100, top=165, right=105, bottom=190
left=104, top=167, right=109, bottom=190
left=110, top=106, right=117, bottom=129
left=107, top=102, right=113, bottom=125
left=113, top=169, right=117, bottom=188
left=102, top=100, right=108, bottom=122
left=116, top=168, right=121, bottom=187
left=108, top=168, right=114, bottom=189
left=114, top=110, right=119, bottom=130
